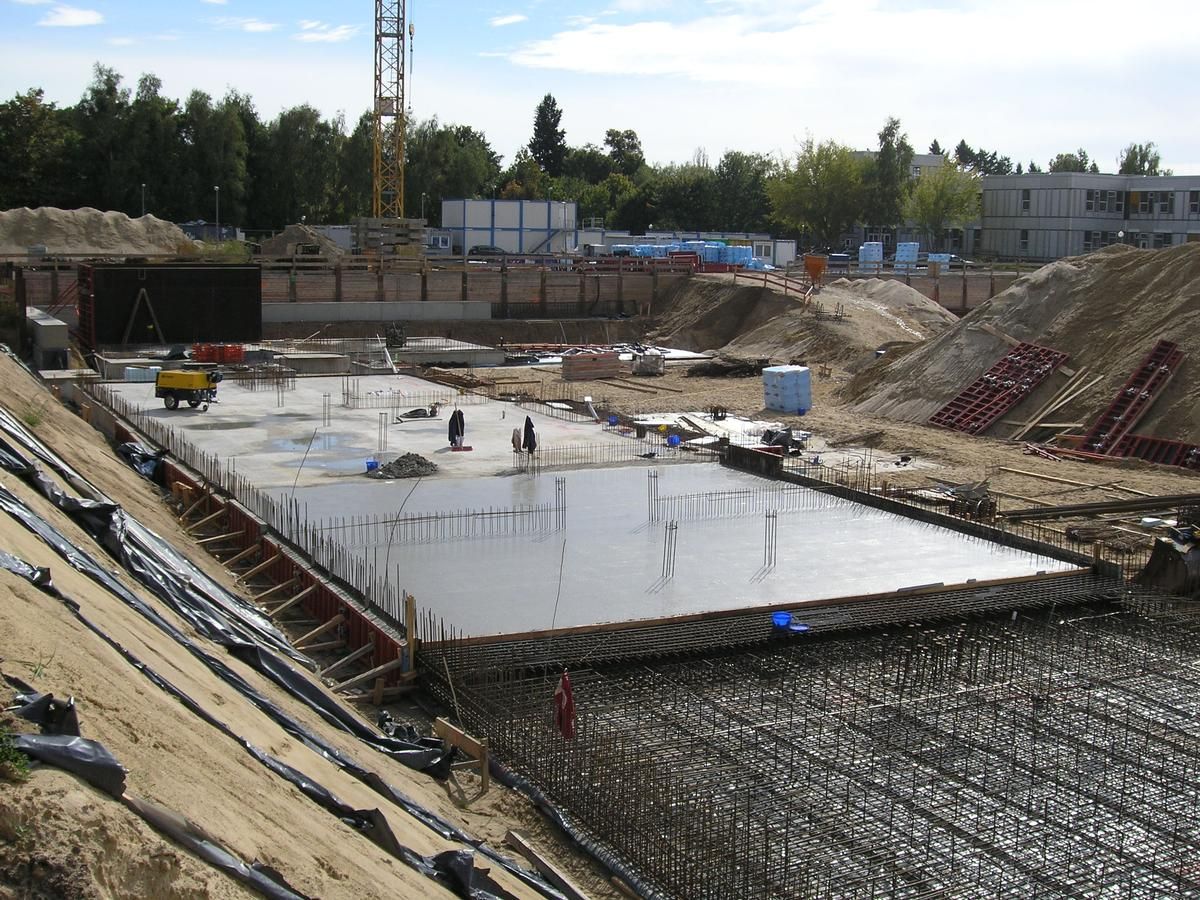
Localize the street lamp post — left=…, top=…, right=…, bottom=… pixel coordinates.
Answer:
left=421, top=192, right=428, bottom=221
left=214, top=186, right=220, bottom=242
left=140, top=183, right=145, bottom=217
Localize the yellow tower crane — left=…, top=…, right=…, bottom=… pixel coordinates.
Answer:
left=373, top=1, right=409, bottom=218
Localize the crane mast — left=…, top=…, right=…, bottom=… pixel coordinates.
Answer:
left=372, top=0, right=405, bottom=218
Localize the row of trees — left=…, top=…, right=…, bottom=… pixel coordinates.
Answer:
left=0, top=65, right=1175, bottom=247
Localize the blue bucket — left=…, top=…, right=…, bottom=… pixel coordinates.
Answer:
left=667, top=434, right=681, bottom=447
left=366, top=459, right=379, bottom=472
left=772, top=611, right=792, bottom=628
left=607, top=414, right=619, bottom=426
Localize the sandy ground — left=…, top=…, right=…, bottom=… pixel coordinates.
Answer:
left=0, top=353, right=622, bottom=900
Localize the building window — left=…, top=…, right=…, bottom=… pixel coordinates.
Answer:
left=1190, top=191, right=1200, bottom=214
left=1083, top=231, right=1098, bottom=252
left=1159, top=192, right=1175, bottom=214
left=911, top=165, right=921, bottom=177
left=1112, top=191, right=1123, bottom=213
left=1019, top=229, right=1029, bottom=252
left=753, top=242, right=772, bottom=258
left=1139, top=193, right=1153, bottom=214
left=1085, top=190, right=1095, bottom=212
left=1021, top=189, right=1031, bottom=212
left=1154, top=233, right=1173, bottom=248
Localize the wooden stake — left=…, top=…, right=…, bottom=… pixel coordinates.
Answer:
left=320, top=643, right=374, bottom=678
left=333, top=657, right=406, bottom=693
left=223, top=542, right=263, bottom=570
left=196, top=529, right=244, bottom=546
left=251, top=576, right=300, bottom=604
left=504, top=831, right=588, bottom=900
left=177, top=491, right=209, bottom=523
left=186, top=506, right=227, bottom=535
left=268, top=583, right=317, bottom=619
left=238, top=553, right=281, bottom=583
left=295, top=613, right=345, bottom=648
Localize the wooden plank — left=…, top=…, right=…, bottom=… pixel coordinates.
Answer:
left=295, top=639, right=346, bottom=653
left=196, top=529, right=244, bottom=546
left=267, top=583, right=317, bottom=619
left=177, top=491, right=209, bottom=523
left=996, top=467, right=1151, bottom=496
left=332, top=657, right=406, bottom=693
left=371, top=676, right=386, bottom=705
left=434, top=717, right=487, bottom=760
left=1008, top=368, right=1090, bottom=441
left=504, top=831, right=591, bottom=900
left=238, top=552, right=281, bottom=583
left=295, top=613, right=345, bottom=648
left=223, top=542, right=263, bottom=569
left=251, top=576, right=300, bottom=604
left=319, top=642, right=373, bottom=678
left=185, top=506, right=227, bottom=534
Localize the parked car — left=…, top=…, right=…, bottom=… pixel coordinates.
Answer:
left=946, top=254, right=977, bottom=269
left=467, top=245, right=507, bottom=257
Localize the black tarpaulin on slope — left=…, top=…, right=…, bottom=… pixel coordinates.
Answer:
left=12, top=734, right=128, bottom=798
left=0, top=484, right=451, bottom=778
left=10, top=690, right=81, bottom=737
left=0, top=548, right=526, bottom=900
left=116, top=441, right=164, bottom=479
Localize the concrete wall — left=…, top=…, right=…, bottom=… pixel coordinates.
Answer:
left=261, top=301, right=492, bottom=324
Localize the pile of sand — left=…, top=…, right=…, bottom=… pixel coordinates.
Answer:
left=649, top=274, right=958, bottom=367
left=0, top=207, right=192, bottom=256
left=260, top=223, right=343, bottom=257
left=844, top=244, right=1200, bottom=442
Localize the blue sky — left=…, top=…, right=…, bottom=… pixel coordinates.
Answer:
left=3, top=0, right=1199, bottom=173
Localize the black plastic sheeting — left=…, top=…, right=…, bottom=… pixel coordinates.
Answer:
left=0, top=548, right=522, bottom=900
left=0, top=402, right=566, bottom=899
left=116, top=441, right=164, bottom=479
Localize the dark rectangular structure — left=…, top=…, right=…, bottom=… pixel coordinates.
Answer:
left=77, top=263, right=261, bottom=349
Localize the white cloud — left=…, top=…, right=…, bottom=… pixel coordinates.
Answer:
left=107, top=36, right=135, bottom=45
left=490, top=14, right=528, bottom=26
left=201, top=0, right=227, bottom=5
left=37, top=5, right=103, bottom=26
left=13, top=0, right=52, bottom=5
left=213, top=16, right=279, bottom=32
left=292, top=22, right=360, bottom=42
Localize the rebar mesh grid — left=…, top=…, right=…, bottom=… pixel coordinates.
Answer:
left=425, top=588, right=1200, bottom=899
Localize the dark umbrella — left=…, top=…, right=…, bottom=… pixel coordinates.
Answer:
left=522, top=415, right=537, bottom=453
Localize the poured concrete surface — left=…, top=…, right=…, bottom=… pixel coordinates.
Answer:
left=108, top=373, right=1073, bottom=638
left=290, top=465, right=1074, bottom=637
left=108, top=373, right=644, bottom=486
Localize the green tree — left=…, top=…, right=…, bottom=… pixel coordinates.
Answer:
left=654, top=163, right=717, bottom=230
left=405, top=118, right=501, bottom=223
left=562, top=143, right=613, bottom=184
left=904, top=164, right=980, bottom=251
left=72, top=64, right=132, bottom=211
left=714, top=151, right=774, bottom=232
left=953, top=139, right=1013, bottom=175
left=862, top=117, right=915, bottom=231
left=0, top=89, right=79, bottom=209
left=928, top=139, right=943, bottom=156
left=1047, top=149, right=1098, bottom=173
left=126, top=75, right=184, bottom=218
left=768, top=139, right=864, bottom=246
left=528, top=93, right=566, bottom=176
left=1118, top=142, right=1171, bottom=176
left=604, top=128, right=645, bottom=177
left=498, top=148, right=549, bottom=200
left=335, top=111, right=374, bottom=220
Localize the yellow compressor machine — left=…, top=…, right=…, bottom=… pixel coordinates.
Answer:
left=154, top=369, right=222, bottom=411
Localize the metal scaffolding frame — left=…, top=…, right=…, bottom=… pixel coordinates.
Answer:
left=424, top=586, right=1200, bottom=898
left=373, top=0, right=406, bottom=218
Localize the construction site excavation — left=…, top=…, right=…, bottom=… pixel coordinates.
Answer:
left=7, top=200, right=1200, bottom=899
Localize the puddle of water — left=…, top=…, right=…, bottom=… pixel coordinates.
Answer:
left=269, top=433, right=354, bottom=452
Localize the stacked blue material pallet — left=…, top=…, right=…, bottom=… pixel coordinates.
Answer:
left=763, top=365, right=812, bottom=415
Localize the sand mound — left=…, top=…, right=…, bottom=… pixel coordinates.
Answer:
left=0, top=207, right=192, bottom=256
left=845, top=244, right=1200, bottom=441
left=260, top=224, right=343, bottom=257
left=649, top=274, right=957, bottom=367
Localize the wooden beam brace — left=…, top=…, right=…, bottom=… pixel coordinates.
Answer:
left=268, top=584, right=317, bottom=620
left=333, top=657, right=405, bottom=693
left=238, top=552, right=281, bottom=583
left=504, top=831, right=589, bottom=900
left=177, top=491, right=210, bottom=523
left=251, top=576, right=300, bottom=604
left=295, top=613, right=345, bottom=648
left=186, top=506, right=227, bottom=535
left=298, top=639, right=346, bottom=653
left=319, top=642, right=373, bottom=678
left=196, top=529, right=244, bottom=546
left=223, top=542, right=262, bottom=569
left=435, top=717, right=489, bottom=793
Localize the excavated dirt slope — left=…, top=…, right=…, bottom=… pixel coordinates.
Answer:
left=0, top=207, right=192, bottom=256
left=0, top=353, right=617, bottom=899
left=845, top=244, right=1200, bottom=442
left=648, top=274, right=958, bottom=368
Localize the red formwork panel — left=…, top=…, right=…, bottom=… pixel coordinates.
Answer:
left=1080, top=339, right=1184, bottom=454
left=1111, top=434, right=1200, bottom=469
left=929, top=342, right=1069, bottom=434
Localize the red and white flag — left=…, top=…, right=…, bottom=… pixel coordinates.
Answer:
left=553, top=669, right=576, bottom=739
